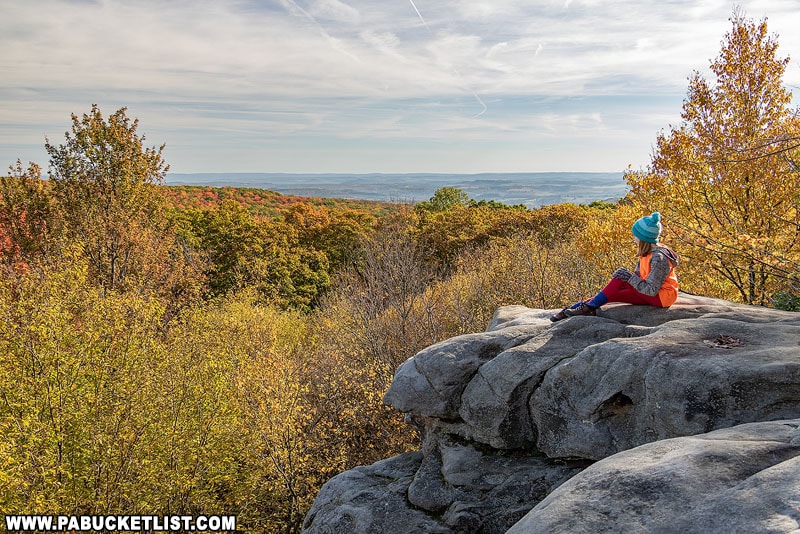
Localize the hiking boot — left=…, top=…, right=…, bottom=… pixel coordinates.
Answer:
left=550, top=308, right=570, bottom=322
left=563, top=302, right=597, bottom=318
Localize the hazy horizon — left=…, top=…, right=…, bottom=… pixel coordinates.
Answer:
left=167, top=171, right=628, bottom=208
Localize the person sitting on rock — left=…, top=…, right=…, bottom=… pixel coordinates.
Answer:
left=551, top=212, right=680, bottom=321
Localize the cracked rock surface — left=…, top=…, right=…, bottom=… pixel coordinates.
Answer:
left=509, top=419, right=800, bottom=534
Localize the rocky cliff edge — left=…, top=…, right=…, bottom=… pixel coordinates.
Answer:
left=303, top=294, right=800, bottom=533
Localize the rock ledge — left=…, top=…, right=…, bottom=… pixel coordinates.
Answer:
left=303, top=294, right=800, bottom=533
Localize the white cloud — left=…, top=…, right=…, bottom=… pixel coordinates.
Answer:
left=359, top=30, right=402, bottom=58
left=310, top=0, right=361, bottom=23
left=1, top=0, right=800, bottom=172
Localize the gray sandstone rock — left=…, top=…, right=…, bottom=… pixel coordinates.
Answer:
left=383, top=325, right=546, bottom=419
left=459, top=316, right=646, bottom=449
left=302, top=452, right=451, bottom=534
left=302, top=436, right=583, bottom=534
left=304, top=294, right=800, bottom=534
left=508, top=419, right=800, bottom=534
left=384, top=293, right=800, bottom=459
left=531, top=314, right=800, bottom=459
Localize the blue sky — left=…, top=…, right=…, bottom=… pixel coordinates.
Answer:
left=2, top=0, right=799, bottom=174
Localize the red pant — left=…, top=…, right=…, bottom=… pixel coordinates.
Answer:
left=600, top=278, right=665, bottom=307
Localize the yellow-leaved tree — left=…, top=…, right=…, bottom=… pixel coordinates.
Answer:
left=625, top=11, right=800, bottom=304
left=40, top=105, right=206, bottom=318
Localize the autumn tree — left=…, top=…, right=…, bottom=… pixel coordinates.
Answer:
left=0, top=161, right=58, bottom=264
left=176, top=201, right=330, bottom=311
left=324, top=209, right=441, bottom=372
left=626, top=11, right=800, bottom=304
left=414, top=188, right=514, bottom=269
left=415, top=186, right=470, bottom=213
left=0, top=250, right=174, bottom=513
left=415, top=189, right=586, bottom=272
left=282, top=202, right=376, bottom=272
left=45, top=105, right=172, bottom=292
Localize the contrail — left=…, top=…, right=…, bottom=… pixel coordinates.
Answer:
left=407, top=0, right=430, bottom=30
left=406, top=0, right=487, bottom=117
left=280, top=0, right=361, bottom=63
left=453, top=66, right=488, bottom=118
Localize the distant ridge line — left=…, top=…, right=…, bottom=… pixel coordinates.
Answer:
left=166, top=172, right=628, bottom=208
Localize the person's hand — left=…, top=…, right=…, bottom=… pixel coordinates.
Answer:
left=612, top=267, right=632, bottom=282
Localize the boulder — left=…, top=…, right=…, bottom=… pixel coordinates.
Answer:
left=508, top=419, right=800, bottom=534
left=384, top=293, right=800, bottom=459
left=301, top=452, right=451, bottom=534
left=302, top=433, right=584, bottom=534
left=384, top=326, right=546, bottom=420
left=304, top=294, right=800, bottom=533
left=531, top=313, right=800, bottom=459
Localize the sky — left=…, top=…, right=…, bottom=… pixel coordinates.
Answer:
left=2, top=0, right=800, bottom=175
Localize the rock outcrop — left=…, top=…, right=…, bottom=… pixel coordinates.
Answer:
left=303, top=294, right=800, bottom=533
left=508, top=419, right=800, bottom=534
left=303, top=443, right=585, bottom=534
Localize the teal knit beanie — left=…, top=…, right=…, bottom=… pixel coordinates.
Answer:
left=632, top=212, right=662, bottom=243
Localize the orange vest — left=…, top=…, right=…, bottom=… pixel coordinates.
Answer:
left=639, top=252, right=679, bottom=307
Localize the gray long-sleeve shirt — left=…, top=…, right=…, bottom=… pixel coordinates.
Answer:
left=627, top=246, right=680, bottom=297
